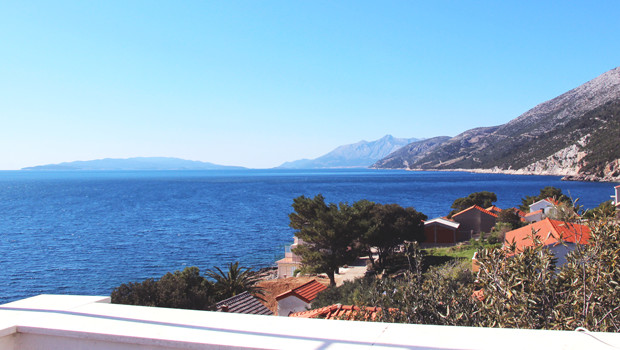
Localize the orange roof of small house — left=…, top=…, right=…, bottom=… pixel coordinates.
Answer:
left=504, top=218, right=591, bottom=251
left=513, top=208, right=526, bottom=217
left=275, top=279, right=327, bottom=303
left=524, top=209, right=543, bottom=217
left=452, top=205, right=498, bottom=218
left=289, top=304, right=389, bottom=321
left=486, top=205, right=502, bottom=213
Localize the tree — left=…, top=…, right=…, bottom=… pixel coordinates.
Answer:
left=206, top=262, right=264, bottom=300
left=289, top=194, right=363, bottom=286
left=358, top=202, right=426, bottom=269
left=448, top=191, right=497, bottom=217
left=519, top=186, right=571, bottom=211
left=111, top=266, right=215, bottom=310
left=157, top=266, right=215, bottom=310
left=495, top=208, right=523, bottom=230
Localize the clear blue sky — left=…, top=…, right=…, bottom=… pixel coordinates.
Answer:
left=1, top=1, right=619, bottom=169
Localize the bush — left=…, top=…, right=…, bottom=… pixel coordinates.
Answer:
left=111, top=266, right=215, bottom=310
left=311, top=219, right=620, bottom=331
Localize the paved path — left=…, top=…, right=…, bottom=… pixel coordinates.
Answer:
left=334, top=257, right=370, bottom=286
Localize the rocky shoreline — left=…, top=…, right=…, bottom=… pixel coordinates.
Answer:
left=401, top=167, right=620, bottom=183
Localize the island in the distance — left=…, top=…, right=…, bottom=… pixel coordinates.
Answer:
left=22, top=157, right=247, bottom=171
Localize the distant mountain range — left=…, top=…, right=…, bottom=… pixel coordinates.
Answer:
left=373, top=66, right=620, bottom=182
left=21, top=67, right=620, bottom=181
left=22, top=157, right=246, bottom=171
left=277, top=135, right=421, bottom=169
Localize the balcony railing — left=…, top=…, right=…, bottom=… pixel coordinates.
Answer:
left=2, top=294, right=619, bottom=350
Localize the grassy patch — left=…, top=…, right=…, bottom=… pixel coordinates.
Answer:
left=424, top=245, right=478, bottom=260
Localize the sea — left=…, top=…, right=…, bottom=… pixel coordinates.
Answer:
left=0, top=169, right=617, bottom=304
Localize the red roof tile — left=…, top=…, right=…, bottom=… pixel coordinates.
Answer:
left=275, top=279, right=327, bottom=303
left=486, top=205, right=502, bottom=213
left=289, top=304, right=387, bottom=321
left=524, top=209, right=542, bottom=217
left=504, top=218, right=591, bottom=251
left=453, top=205, right=498, bottom=218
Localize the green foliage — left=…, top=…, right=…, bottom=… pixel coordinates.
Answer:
left=552, top=219, right=620, bottom=331
left=487, top=222, right=511, bottom=244
left=448, top=191, right=497, bottom=217
left=583, top=200, right=616, bottom=219
left=475, top=240, right=559, bottom=328
left=312, top=276, right=375, bottom=308
left=290, top=194, right=426, bottom=285
left=496, top=208, right=523, bottom=230
left=312, top=219, right=620, bottom=331
left=476, top=218, right=620, bottom=331
left=290, top=194, right=364, bottom=286
left=519, top=186, right=571, bottom=211
left=111, top=266, right=215, bottom=310
left=358, top=202, right=427, bottom=270
left=371, top=259, right=477, bottom=326
left=206, top=262, right=264, bottom=301
left=112, top=262, right=265, bottom=310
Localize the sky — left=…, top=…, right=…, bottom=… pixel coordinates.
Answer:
left=1, top=1, right=619, bottom=169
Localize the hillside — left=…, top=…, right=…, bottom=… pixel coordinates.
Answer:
left=374, top=67, right=620, bottom=182
left=22, top=157, right=246, bottom=171
left=371, top=136, right=452, bottom=169
left=278, top=135, right=420, bottom=169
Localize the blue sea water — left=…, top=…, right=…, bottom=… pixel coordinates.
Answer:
left=0, top=169, right=617, bottom=304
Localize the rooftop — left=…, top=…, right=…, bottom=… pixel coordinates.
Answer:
left=452, top=205, right=499, bottom=218
left=504, top=218, right=591, bottom=251
left=424, top=217, right=460, bottom=229
left=290, top=304, right=385, bottom=321
left=275, top=279, right=327, bottom=303
left=215, top=291, right=273, bottom=316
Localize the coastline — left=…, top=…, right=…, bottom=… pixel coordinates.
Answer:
left=396, top=167, right=620, bottom=183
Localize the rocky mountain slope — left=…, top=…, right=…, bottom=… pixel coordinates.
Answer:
left=373, top=67, right=620, bottom=182
left=371, top=136, right=452, bottom=169
left=22, top=157, right=246, bottom=171
left=278, top=135, right=420, bottom=169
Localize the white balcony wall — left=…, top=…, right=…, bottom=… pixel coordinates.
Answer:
left=2, top=294, right=620, bottom=350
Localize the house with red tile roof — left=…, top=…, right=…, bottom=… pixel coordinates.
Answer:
left=504, top=218, right=591, bottom=265
left=423, top=217, right=460, bottom=245
left=289, top=304, right=386, bottom=321
left=275, top=279, right=327, bottom=316
left=486, top=205, right=502, bottom=215
left=451, top=205, right=498, bottom=240
left=528, top=197, right=561, bottom=220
